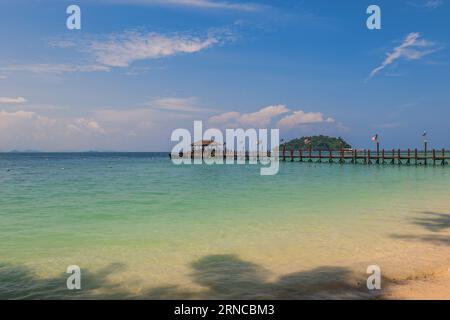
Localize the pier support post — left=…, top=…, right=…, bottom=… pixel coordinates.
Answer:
left=339, top=149, right=345, bottom=164
left=376, top=142, right=380, bottom=164
left=424, top=141, right=428, bottom=166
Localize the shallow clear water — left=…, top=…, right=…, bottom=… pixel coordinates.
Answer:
left=0, top=153, right=449, bottom=299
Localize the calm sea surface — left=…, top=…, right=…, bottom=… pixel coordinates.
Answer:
left=0, top=153, right=449, bottom=299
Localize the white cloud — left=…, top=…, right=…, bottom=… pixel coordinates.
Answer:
left=151, top=97, right=215, bottom=112
left=1, top=64, right=111, bottom=74
left=0, top=101, right=205, bottom=150
left=0, top=110, right=36, bottom=123
left=207, top=111, right=241, bottom=127
left=0, top=102, right=344, bottom=151
left=67, top=118, right=107, bottom=135
left=208, top=105, right=289, bottom=128
left=0, top=97, right=27, bottom=104
left=276, top=111, right=334, bottom=129
left=0, top=110, right=57, bottom=145
left=14, top=104, right=69, bottom=111
left=369, top=32, right=439, bottom=78
left=423, top=0, right=443, bottom=8
left=207, top=105, right=344, bottom=134
left=3, top=29, right=230, bottom=74
left=239, top=105, right=290, bottom=127
left=104, top=0, right=263, bottom=11
left=88, top=32, right=219, bottom=67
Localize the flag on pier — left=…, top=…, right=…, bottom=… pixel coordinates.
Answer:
left=371, top=134, right=378, bottom=142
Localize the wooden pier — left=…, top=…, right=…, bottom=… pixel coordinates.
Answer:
left=169, top=140, right=448, bottom=166
left=170, top=147, right=449, bottom=166
left=280, top=146, right=449, bottom=166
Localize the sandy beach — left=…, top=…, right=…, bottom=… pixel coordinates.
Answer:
left=382, top=265, right=450, bottom=300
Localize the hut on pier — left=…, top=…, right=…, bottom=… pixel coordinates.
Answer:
left=191, top=140, right=223, bottom=157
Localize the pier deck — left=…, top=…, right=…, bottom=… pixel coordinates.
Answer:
left=170, top=148, right=449, bottom=166
left=280, top=147, right=449, bottom=165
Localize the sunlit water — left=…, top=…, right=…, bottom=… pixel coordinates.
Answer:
left=0, top=153, right=449, bottom=299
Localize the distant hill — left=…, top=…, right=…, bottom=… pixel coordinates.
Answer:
left=282, top=135, right=352, bottom=151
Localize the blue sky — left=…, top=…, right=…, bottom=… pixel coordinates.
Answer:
left=0, top=0, right=449, bottom=151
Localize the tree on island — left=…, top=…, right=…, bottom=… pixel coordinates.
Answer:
left=281, top=135, right=352, bottom=151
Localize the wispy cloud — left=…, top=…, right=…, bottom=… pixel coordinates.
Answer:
left=407, top=0, right=445, bottom=9
left=418, top=0, right=445, bottom=8
left=0, top=63, right=111, bottom=74
left=369, top=32, right=440, bottom=78
left=0, top=97, right=27, bottom=104
left=87, top=32, right=220, bottom=67
left=151, top=97, right=216, bottom=113
left=3, top=29, right=229, bottom=74
left=103, top=0, right=264, bottom=11
left=424, top=0, right=444, bottom=8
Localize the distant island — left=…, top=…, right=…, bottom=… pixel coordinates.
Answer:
left=281, top=135, right=352, bottom=150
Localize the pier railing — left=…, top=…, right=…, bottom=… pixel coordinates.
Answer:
left=170, top=148, right=449, bottom=165
left=280, top=148, right=449, bottom=165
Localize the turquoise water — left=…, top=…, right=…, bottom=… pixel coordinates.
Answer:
left=0, top=153, right=449, bottom=299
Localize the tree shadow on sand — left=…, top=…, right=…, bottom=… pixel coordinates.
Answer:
left=411, top=211, right=450, bottom=232
left=142, top=254, right=381, bottom=300
left=390, top=211, right=450, bottom=246
left=0, top=262, right=129, bottom=299
left=1, top=255, right=384, bottom=299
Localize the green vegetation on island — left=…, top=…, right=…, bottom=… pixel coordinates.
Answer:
left=281, top=135, right=352, bottom=151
